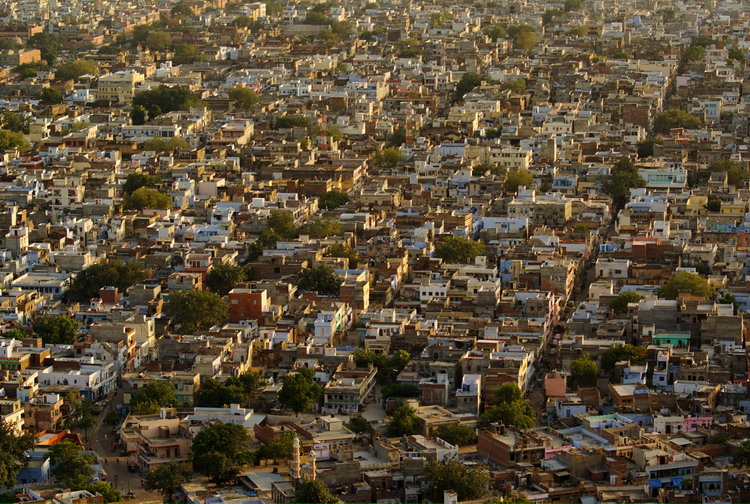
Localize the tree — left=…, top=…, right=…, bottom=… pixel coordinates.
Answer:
left=65, top=396, right=98, bottom=441
left=571, top=355, right=599, bottom=387
left=653, top=109, right=702, bottom=134
left=505, top=169, right=534, bottom=193
left=131, top=105, right=147, bottom=125
left=684, top=45, right=705, bottom=62
left=274, top=114, right=312, bottom=130
left=480, top=400, right=536, bottom=429
left=298, top=218, right=342, bottom=238
left=345, top=415, right=371, bottom=434
left=227, top=371, right=267, bottom=405
left=0, top=129, right=30, bottom=154
left=143, top=137, right=188, bottom=153
left=165, top=290, right=228, bottom=333
left=504, top=79, right=527, bottom=94
left=483, top=25, right=506, bottom=40
left=228, top=87, right=258, bottom=111
left=49, top=441, right=95, bottom=486
left=608, top=291, right=644, bottom=315
left=257, top=431, right=295, bottom=461
left=326, top=244, right=361, bottom=269
left=318, top=190, right=348, bottom=210
left=388, top=126, right=407, bottom=147
left=173, top=43, right=204, bottom=65
left=130, top=380, right=177, bottom=414
left=103, top=411, right=119, bottom=426
left=123, top=187, right=172, bottom=210
left=372, top=148, right=405, bottom=167
left=123, top=173, right=160, bottom=194
left=15, top=62, right=47, bottom=79
left=55, top=59, right=98, bottom=81
left=728, top=47, right=745, bottom=62
left=32, top=314, right=80, bottom=344
left=381, top=382, right=420, bottom=400
left=658, top=271, right=712, bottom=300
left=508, top=25, right=537, bottom=51
left=28, top=33, right=62, bottom=64
left=434, top=236, right=486, bottom=263
left=503, top=492, right=531, bottom=504
left=267, top=210, right=298, bottom=238
left=386, top=403, right=419, bottom=437
left=602, top=159, right=646, bottom=209
left=708, top=160, right=750, bottom=187
left=732, top=439, right=750, bottom=467
left=298, top=265, right=343, bottom=295
left=705, top=199, right=721, bottom=212
left=564, top=0, right=583, bottom=10
left=133, top=88, right=201, bottom=120
left=434, top=424, right=477, bottom=445
left=205, top=263, right=246, bottom=296
left=494, top=382, right=523, bottom=404
left=455, top=72, right=482, bottom=99
left=192, top=422, right=253, bottom=483
left=637, top=138, right=657, bottom=158
left=718, top=292, right=739, bottom=314
left=601, top=344, right=648, bottom=372
left=542, top=9, right=562, bottom=25
left=170, top=2, right=193, bottom=17
left=65, top=260, right=147, bottom=303
left=194, top=377, right=245, bottom=407
left=146, top=31, right=172, bottom=51
left=354, top=350, right=411, bottom=382
left=425, top=456, right=490, bottom=501
left=76, top=481, right=120, bottom=503
left=1, top=111, right=29, bottom=134
left=0, top=420, right=34, bottom=488
left=5, top=328, right=26, bottom=340
left=295, top=478, right=340, bottom=504
left=40, top=87, right=64, bottom=105
left=278, top=367, right=322, bottom=415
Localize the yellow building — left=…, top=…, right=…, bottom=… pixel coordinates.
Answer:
left=96, top=70, right=145, bottom=104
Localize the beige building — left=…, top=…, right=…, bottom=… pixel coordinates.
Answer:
left=96, top=70, right=145, bottom=104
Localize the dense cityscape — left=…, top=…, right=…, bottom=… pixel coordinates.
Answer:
left=0, top=0, right=746, bottom=503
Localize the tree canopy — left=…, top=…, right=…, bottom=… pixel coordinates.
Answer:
left=505, top=169, right=534, bottom=193
left=143, top=463, right=193, bottom=501
left=608, top=291, right=643, bottom=315
left=372, top=147, right=405, bottom=167
left=32, top=314, right=81, bottom=344
left=508, top=25, right=537, bottom=50
left=49, top=441, right=95, bottom=486
left=278, top=367, right=322, bottom=414
left=434, top=236, right=486, bottom=263
left=732, top=439, right=750, bottom=467
left=434, top=424, right=477, bottom=446
left=455, top=72, right=483, bottom=99
left=123, top=187, right=172, bottom=210
left=708, top=160, right=750, bottom=187
left=192, top=422, right=254, bottom=483
left=345, top=415, right=371, bottom=434
left=298, top=265, right=343, bottom=295
left=325, top=244, right=361, bottom=269
left=653, top=109, right=702, bottom=134
left=425, top=456, right=490, bottom=502
left=133, top=88, right=201, bottom=121
left=123, top=173, right=160, bottom=194
left=130, top=380, right=177, bottom=414
left=298, top=218, right=342, bottom=239
left=205, top=263, right=248, bottom=296
left=143, top=137, right=188, bottom=153
left=65, top=260, right=147, bottom=302
left=55, top=59, right=98, bottom=81
left=165, top=289, right=228, bottom=333
left=0, top=129, right=31, bottom=154
left=601, top=344, right=648, bottom=372
left=386, top=403, right=419, bottom=437
left=571, top=355, right=599, bottom=387
left=295, top=478, right=340, bottom=504
left=228, top=87, right=259, bottom=111
left=602, top=159, right=646, bottom=209
left=0, top=420, right=35, bottom=487
left=318, top=190, right=348, bottom=210
left=658, top=271, right=713, bottom=300
left=479, top=382, right=535, bottom=429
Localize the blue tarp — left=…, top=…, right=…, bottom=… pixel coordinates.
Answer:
left=649, top=479, right=663, bottom=488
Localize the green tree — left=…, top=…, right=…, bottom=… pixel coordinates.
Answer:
left=171, top=2, right=193, bottom=17
left=504, top=79, right=527, bottom=94
left=123, top=172, right=159, bottom=194
left=173, top=43, right=204, bottom=64
left=278, top=367, right=322, bottom=415
left=325, top=244, right=361, bottom=269
left=65, top=260, right=147, bottom=303
left=0, top=129, right=30, bottom=154
left=5, top=328, right=27, bottom=340
left=494, top=382, right=523, bottom=404
left=505, top=168, right=534, bottom=192
left=425, top=455, right=490, bottom=501
left=708, top=160, right=750, bottom=187
left=146, top=31, right=172, bottom=51
left=65, top=396, right=98, bottom=441
left=28, top=33, right=62, bottom=64
left=228, top=371, right=267, bottom=404
left=718, top=292, right=738, bottom=314
left=455, top=72, right=483, bottom=99
left=608, top=291, right=644, bottom=315
left=267, top=210, right=298, bottom=238
left=133, top=88, right=201, bottom=120
left=1, top=111, right=29, bottom=134
left=564, top=0, right=583, bottom=11
left=653, top=109, right=703, bottom=134
left=304, top=11, right=329, bottom=24
left=49, top=441, right=95, bottom=486
left=55, top=59, right=98, bottom=81
left=265, top=0, right=283, bottom=15
left=706, top=199, right=722, bottom=212
left=381, top=382, right=420, bottom=400
left=345, top=415, right=371, bottom=434
left=728, top=47, right=745, bottom=62
left=123, top=187, right=172, bottom=210
left=103, top=411, right=119, bottom=426
left=131, top=105, right=147, bottom=125
left=32, top=314, right=80, bottom=344
left=130, top=380, right=177, bottom=414
left=257, top=431, right=295, bottom=461
left=194, top=377, right=245, bottom=407
left=386, top=403, right=419, bottom=436
left=372, top=147, right=405, bottom=167
left=483, top=25, right=506, bottom=40
left=637, top=138, right=658, bottom=158
left=295, top=478, right=340, bottom=504
left=77, top=481, right=121, bottom=503
left=479, top=400, right=536, bottom=429
left=503, top=492, right=531, bottom=504
left=684, top=45, right=706, bottom=62
left=274, top=114, right=312, bottom=129
left=165, top=289, right=228, bottom=333
left=192, top=422, right=253, bottom=483
left=434, top=424, right=477, bottom=445
left=658, top=271, right=712, bottom=300
left=298, top=265, right=343, bottom=294
left=571, top=355, right=599, bottom=387
left=732, top=439, right=750, bottom=467
left=15, top=62, right=47, bottom=79
left=601, top=344, right=648, bottom=372
left=318, top=190, right=348, bottom=210
left=388, top=126, right=407, bottom=147
left=143, top=137, right=188, bottom=153
left=228, top=87, right=258, bottom=111
left=602, top=158, right=646, bottom=209
left=0, top=420, right=35, bottom=488
left=353, top=350, right=411, bottom=382
left=40, top=87, right=63, bottom=104
left=298, top=218, right=342, bottom=238
left=205, top=263, right=247, bottom=296
left=508, top=25, right=537, bottom=50
left=542, top=9, right=562, bottom=25
left=434, top=236, right=486, bottom=263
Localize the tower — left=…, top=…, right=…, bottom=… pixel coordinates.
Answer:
left=291, top=435, right=301, bottom=480
left=309, top=448, right=317, bottom=480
